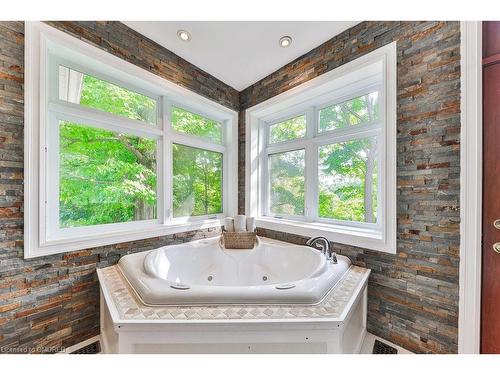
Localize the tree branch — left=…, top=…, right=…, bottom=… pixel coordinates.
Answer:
left=62, top=174, right=117, bottom=184
left=116, top=134, right=148, bottom=165
left=341, top=103, right=364, bottom=122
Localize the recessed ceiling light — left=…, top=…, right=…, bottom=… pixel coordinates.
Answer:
left=177, top=29, right=191, bottom=42
left=279, top=36, right=292, bottom=48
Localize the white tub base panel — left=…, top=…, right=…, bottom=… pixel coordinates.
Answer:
left=98, top=263, right=370, bottom=354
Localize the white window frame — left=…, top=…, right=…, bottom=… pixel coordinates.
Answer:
left=24, top=22, right=238, bottom=258
left=246, top=42, right=397, bottom=253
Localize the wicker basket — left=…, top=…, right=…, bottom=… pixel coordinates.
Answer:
left=221, top=231, right=257, bottom=249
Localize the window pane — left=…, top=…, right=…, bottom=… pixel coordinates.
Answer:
left=173, top=144, right=223, bottom=217
left=269, top=149, right=305, bottom=216
left=171, top=106, right=222, bottom=143
left=59, top=121, right=157, bottom=228
left=318, top=137, right=378, bottom=223
left=318, top=92, right=379, bottom=132
left=58, top=66, right=157, bottom=125
left=269, top=115, right=306, bottom=144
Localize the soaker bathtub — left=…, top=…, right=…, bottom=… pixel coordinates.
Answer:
left=98, top=236, right=370, bottom=353
left=118, top=236, right=351, bottom=306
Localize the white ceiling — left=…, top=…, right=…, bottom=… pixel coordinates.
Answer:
left=123, top=21, right=359, bottom=91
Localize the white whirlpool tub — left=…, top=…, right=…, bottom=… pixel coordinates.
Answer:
left=97, top=236, right=371, bottom=354
left=118, top=236, right=350, bottom=306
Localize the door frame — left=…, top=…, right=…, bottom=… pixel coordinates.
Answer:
left=458, top=21, right=483, bottom=354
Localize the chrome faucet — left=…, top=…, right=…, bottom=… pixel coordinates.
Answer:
left=306, top=236, right=338, bottom=264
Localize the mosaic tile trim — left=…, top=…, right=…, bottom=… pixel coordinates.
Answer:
left=98, top=265, right=370, bottom=322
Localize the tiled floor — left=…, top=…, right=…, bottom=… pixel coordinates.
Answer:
left=360, top=332, right=413, bottom=354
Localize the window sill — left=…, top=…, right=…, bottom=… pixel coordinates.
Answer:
left=25, top=219, right=222, bottom=259
left=255, top=217, right=395, bottom=254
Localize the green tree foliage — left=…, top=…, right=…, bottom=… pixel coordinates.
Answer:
left=317, top=92, right=378, bottom=223
left=172, top=144, right=222, bottom=217
left=268, top=92, right=379, bottom=222
left=318, top=138, right=378, bottom=223
left=319, top=92, right=379, bottom=132
left=59, top=122, right=156, bottom=228
left=79, top=73, right=157, bottom=124
left=171, top=107, right=223, bottom=217
left=59, top=73, right=222, bottom=228
left=171, top=106, right=222, bottom=143
left=270, top=115, right=306, bottom=143
left=269, top=149, right=305, bottom=216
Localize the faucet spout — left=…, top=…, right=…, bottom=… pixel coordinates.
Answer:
left=306, top=236, right=338, bottom=264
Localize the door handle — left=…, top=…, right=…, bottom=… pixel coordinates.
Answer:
left=494, top=219, right=500, bottom=229
left=493, top=243, right=500, bottom=254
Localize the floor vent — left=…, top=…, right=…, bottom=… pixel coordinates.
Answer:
left=372, top=339, right=398, bottom=354
left=70, top=341, right=100, bottom=354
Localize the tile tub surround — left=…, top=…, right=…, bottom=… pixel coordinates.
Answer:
left=240, top=22, right=461, bottom=353
left=98, top=261, right=369, bottom=322
left=98, top=260, right=370, bottom=353
left=0, top=21, right=234, bottom=353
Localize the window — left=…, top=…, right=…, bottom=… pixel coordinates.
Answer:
left=318, top=136, right=378, bottom=223
left=262, top=90, right=382, bottom=225
left=269, top=114, right=306, bottom=143
left=59, top=65, right=158, bottom=125
left=58, top=121, right=157, bottom=228
left=46, top=60, right=163, bottom=243
left=25, top=22, right=237, bottom=258
left=172, top=144, right=223, bottom=217
left=171, top=106, right=222, bottom=143
left=246, top=42, right=397, bottom=253
left=268, top=149, right=305, bottom=216
left=318, top=92, right=379, bottom=132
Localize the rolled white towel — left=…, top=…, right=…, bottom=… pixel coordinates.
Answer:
left=234, top=215, right=247, bottom=232
left=224, top=217, right=234, bottom=232
left=246, top=216, right=255, bottom=232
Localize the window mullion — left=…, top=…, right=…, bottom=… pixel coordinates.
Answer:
left=163, top=97, right=173, bottom=223
left=44, top=111, right=60, bottom=243
left=169, top=131, right=226, bottom=153
left=155, top=96, right=165, bottom=225
left=305, top=107, right=317, bottom=222
left=260, top=120, right=270, bottom=217
left=311, top=107, right=319, bottom=223
left=266, top=140, right=307, bottom=155
left=315, top=126, right=381, bottom=147
left=47, top=100, right=163, bottom=139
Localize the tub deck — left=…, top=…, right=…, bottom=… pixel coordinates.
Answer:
left=97, top=261, right=370, bottom=353
left=98, top=263, right=369, bottom=322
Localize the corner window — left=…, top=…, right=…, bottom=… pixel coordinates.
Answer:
left=24, top=22, right=237, bottom=258
left=246, top=42, right=397, bottom=253
left=46, top=57, right=164, bottom=244
left=47, top=59, right=228, bottom=242
left=262, top=90, right=382, bottom=225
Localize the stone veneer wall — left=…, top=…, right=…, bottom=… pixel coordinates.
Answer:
left=0, top=21, right=237, bottom=353
left=1, top=20, right=461, bottom=354
left=240, top=22, right=461, bottom=353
